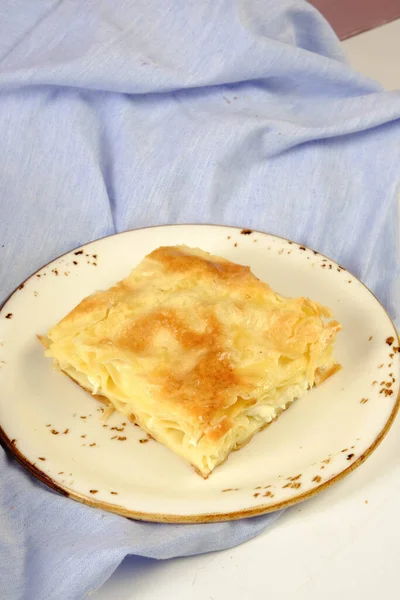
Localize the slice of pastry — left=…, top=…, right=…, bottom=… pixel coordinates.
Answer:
left=41, top=245, right=341, bottom=478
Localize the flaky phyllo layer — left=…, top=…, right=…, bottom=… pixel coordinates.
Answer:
left=41, top=245, right=341, bottom=477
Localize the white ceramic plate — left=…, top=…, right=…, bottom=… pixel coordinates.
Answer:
left=0, top=225, right=399, bottom=523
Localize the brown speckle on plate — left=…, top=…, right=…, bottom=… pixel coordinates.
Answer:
left=299, top=246, right=306, bottom=251
left=110, top=426, right=124, bottom=432
left=263, top=490, right=274, bottom=497
left=89, top=490, right=98, bottom=494
left=378, top=364, right=384, bottom=369
left=312, top=475, right=322, bottom=483
left=63, top=428, right=69, bottom=434
left=81, top=434, right=86, bottom=438
left=287, top=474, right=301, bottom=481
left=341, top=448, right=348, bottom=452
left=80, top=416, right=87, bottom=419
left=348, top=280, right=352, bottom=284
left=11, top=439, right=16, bottom=445
left=360, top=398, right=369, bottom=404
left=380, top=388, right=393, bottom=396
left=58, top=471, right=64, bottom=475
left=117, top=436, right=127, bottom=441
left=51, top=429, right=59, bottom=435
left=322, top=458, right=331, bottom=464
left=241, top=229, right=252, bottom=235
left=369, top=336, right=373, bottom=341
left=5, top=313, right=13, bottom=319
left=253, top=493, right=260, bottom=498
left=18, top=283, right=24, bottom=290
left=386, top=336, right=394, bottom=346
left=38, top=457, right=46, bottom=461
left=139, top=438, right=149, bottom=444
left=74, top=250, right=84, bottom=255
left=52, top=269, right=59, bottom=276
left=283, top=482, right=301, bottom=489
left=234, top=242, right=238, bottom=247
left=73, top=260, right=78, bottom=265
left=347, top=453, right=355, bottom=460
left=89, top=443, right=96, bottom=447
left=110, top=491, right=118, bottom=495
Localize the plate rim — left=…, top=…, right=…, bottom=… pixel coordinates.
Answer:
left=1, top=223, right=399, bottom=523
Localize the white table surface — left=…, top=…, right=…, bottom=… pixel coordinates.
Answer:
left=93, top=20, right=400, bottom=600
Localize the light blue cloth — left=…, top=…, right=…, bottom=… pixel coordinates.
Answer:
left=1, top=1, right=400, bottom=599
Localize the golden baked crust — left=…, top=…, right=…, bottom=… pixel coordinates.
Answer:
left=41, top=245, right=341, bottom=477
